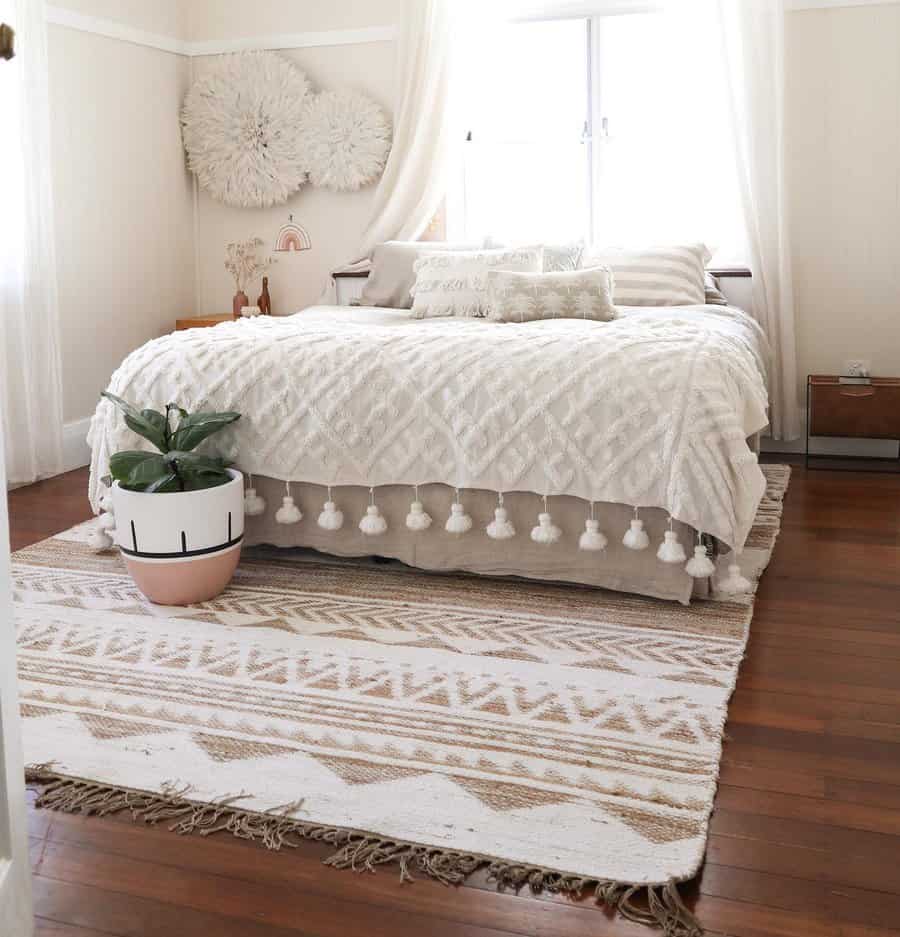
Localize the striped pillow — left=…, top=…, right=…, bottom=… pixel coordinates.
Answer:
left=581, top=243, right=711, bottom=307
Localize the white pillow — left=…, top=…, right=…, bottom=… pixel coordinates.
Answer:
left=484, top=237, right=584, bottom=272
left=486, top=266, right=616, bottom=323
left=581, top=243, right=711, bottom=306
left=411, top=248, right=543, bottom=319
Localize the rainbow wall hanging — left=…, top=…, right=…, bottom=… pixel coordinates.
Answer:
left=274, top=216, right=312, bottom=252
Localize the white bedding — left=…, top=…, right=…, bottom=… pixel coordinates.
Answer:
left=88, top=304, right=769, bottom=551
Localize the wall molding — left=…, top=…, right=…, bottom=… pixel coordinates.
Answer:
left=188, top=26, right=398, bottom=57
left=45, top=7, right=189, bottom=55
left=46, top=7, right=397, bottom=57
left=62, top=418, right=92, bottom=473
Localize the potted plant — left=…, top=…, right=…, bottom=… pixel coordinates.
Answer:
left=97, top=393, right=243, bottom=606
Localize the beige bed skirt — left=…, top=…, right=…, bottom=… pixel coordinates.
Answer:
left=243, top=478, right=711, bottom=604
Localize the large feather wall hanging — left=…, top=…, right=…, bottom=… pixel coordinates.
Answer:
left=182, top=51, right=392, bottom=207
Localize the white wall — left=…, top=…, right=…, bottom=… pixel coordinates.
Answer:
left=47, top=0, right=194, bottom=447
left=189, top=0, right=401, bottom=316
left=787, top=3, right=900, bottom=395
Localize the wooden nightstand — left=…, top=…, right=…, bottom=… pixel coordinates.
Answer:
left=175, top=314, right=234, bottom=331
left=806, top=374, right=900, bottom=471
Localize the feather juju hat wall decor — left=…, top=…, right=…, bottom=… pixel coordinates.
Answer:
left=298, top=90, right=392, bottom=191
left=182, top=52, right=312, bottom=208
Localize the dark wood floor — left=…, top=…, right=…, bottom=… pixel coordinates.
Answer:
left=9, top=462, right=900, bottom=937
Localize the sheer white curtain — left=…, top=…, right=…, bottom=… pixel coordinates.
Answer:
left=321, top=0, right=463, bottom=298
left=716, top=0, right=800, bottom=440
left=0, top=0, right=65, bottom=485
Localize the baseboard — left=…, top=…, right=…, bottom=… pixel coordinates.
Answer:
left=62, top=418, right=92, bottom=472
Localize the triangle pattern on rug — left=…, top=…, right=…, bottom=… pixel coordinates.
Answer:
left=313, top=754, right=429, bottom=786
left=77, top=713, right=178, bottom=741
left=451, top=776, right=574, bottom=812
left=191, top=732, right=297, bottom=763
left=602, top=802, right=703, bottom=844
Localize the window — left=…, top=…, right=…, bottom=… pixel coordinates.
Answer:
left=450, top=8, right=747, bottom=264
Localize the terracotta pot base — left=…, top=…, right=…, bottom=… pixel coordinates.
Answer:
left=123, top=543, right=242, bottom=606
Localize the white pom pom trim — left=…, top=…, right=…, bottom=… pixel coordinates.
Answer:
left=406, top=486, right=432, bottom=531
left=275, top=482, right=303, bottom=525
left=622, top=508, right=649, bottom=551
left=359, top=488, right=388, bottom=536
left=486, top=494, right=515, bottom=540
left=318, top=489, right=344, bottom=531
left=445, top=490, right=472, bottom=534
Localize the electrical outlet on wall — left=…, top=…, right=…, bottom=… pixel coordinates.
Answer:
left=844, top=359, right=871, bottom=377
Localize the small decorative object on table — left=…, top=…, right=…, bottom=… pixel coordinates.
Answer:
left=225, top=238, right=275, bottom=319
left=257, top=276, right=271, bottom=315
left=92, top=393, right=243, bottom=605
left=241, top=305, right=261, bottom=318
left=806, top=374, right=900, bottom=472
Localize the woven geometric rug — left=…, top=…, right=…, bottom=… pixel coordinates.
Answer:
left=14, top=465, right=790, bottom=936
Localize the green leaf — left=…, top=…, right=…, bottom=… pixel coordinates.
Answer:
left=170, top=411, right=240, bottom=452
left=109, top=450, right=163, bottom=484
left=145, top=472, right=180, bottom=493
left=125, top=453, right=172, bottom=490
left=101, top=392, right=168, bottom=452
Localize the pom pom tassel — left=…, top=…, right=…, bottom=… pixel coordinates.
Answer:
left=657, top=517, right=687, bottom=564
left=578, top=502, right=607, bottom=552
left=88, top=518, right=114, bottom=552
left=317, top=486, right=344, bottom=531
left=445, top=489, right=472, bottom=534
left=622, top=507, right=649, bottom=551
left=531, top=495, right=561, bottom=544
left=244, top=474, right=266, bottom=517
left=98, top=491, right=114, bottom=514
left=685, top=533, right=716, bottom=578
left=406, top=485, right=432, bottom=532
left=359, top=487, right=387, bottom=536
left=718, top=560, right=752, bottom=596
left=275, top=481, right=302, bottom=525
left=486, top=493, right=515, bottom=540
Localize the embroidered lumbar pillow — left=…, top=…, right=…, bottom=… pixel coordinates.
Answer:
left=410, top=247, right=543, bottom=319
left=580, top=243, right=710, bottom=306
left=485, top=266, right=616, bottom=323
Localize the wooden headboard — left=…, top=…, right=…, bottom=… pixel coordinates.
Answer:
left=332, top=267, right=753, bottom=313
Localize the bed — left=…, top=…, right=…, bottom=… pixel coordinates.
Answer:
left=88, top=280, right=769, bottom=605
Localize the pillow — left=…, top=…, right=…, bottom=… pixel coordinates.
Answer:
left=484, top=237, right=584, bottom=272
left=411, top=248, right=543, bottom=319
left=359, top=240, right=483, bottom=309
left=581, top=243, right=711, bottom=306
left=486, top=266, right=616, bottom=323
left=704, top=272, right=728, bottom=306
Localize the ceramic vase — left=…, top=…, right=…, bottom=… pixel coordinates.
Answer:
left=111, top=469, right=244, bottom=605
left=232, top=290, right=249, bottom=319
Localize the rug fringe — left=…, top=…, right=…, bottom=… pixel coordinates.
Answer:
left=25, top=765, right=702, bottom=936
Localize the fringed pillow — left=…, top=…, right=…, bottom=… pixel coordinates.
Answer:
left=486, top=266, right=616, bottom=323
left=411, top=248, right=543, bottom=319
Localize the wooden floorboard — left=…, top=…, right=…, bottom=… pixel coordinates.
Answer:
left=9, top=460, right=900, bottom=937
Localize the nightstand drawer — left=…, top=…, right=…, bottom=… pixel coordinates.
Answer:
left=809, top=382, right=900, bottom=439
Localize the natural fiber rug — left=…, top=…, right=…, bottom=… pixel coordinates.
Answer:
left=14, top=465, right=790, bottom=936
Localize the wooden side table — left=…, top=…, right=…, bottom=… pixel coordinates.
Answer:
left=175, top=314, right=234, bottom=331
left=806, top=374, right=900, bottom=471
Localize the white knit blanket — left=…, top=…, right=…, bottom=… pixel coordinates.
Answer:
left=88, top=305, right=769, bottom=550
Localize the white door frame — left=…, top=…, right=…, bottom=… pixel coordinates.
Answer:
left=0, top=430, right=34, bottom=935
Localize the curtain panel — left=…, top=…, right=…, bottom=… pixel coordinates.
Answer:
left=0, top=0, right=65, bottom=485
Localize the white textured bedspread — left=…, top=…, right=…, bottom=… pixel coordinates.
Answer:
left=88, top=305, right=769, bottom=550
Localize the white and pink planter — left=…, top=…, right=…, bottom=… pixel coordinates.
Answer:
left=111, top=469, right=244, bottom=606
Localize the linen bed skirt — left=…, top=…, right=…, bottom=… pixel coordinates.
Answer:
left=242, top=478, right=710, bottom=604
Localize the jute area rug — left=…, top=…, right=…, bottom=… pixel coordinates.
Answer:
left=14, top=465, right=790, bottom=936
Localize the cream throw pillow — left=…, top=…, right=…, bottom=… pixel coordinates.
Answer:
left=485, top=266, right=616, bottom=323
left=411, top=248, right=543, bottom=319
left=581, top=243, right=711, bottom=306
